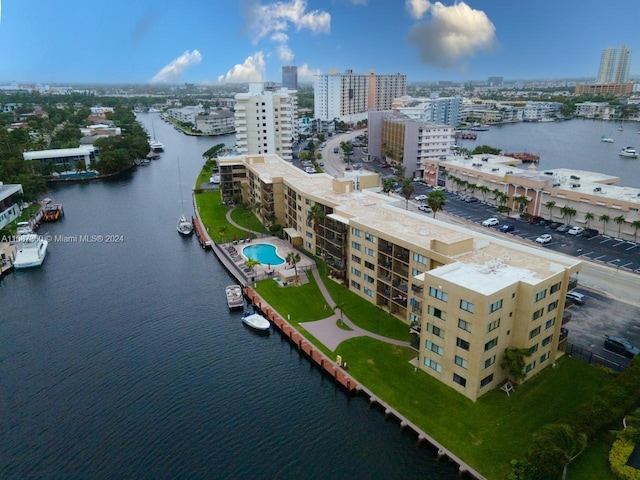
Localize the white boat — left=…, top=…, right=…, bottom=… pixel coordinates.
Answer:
left=539, top=118, right=555, bottom=122
left=13, top=234, right=48, bottom=269
left=176, top=157, right=194, bottom=236
left=618, top=125, right=624, bottom=131
left=470, top=124, right=490, bottom=131
left=601, top=135, right=614, bottom=143
left=241, top=312, right=270, bottom=331
left=226, top=285, right=244, bottom=309
left=149, top=139, right=164, bottom=152
left=619, top=147, right=638, bottom=158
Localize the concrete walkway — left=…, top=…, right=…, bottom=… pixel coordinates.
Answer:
left=301, top=268, right=411, bottom=352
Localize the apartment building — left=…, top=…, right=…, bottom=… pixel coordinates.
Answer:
left=282, top=66, right=298, bottom=90
left=217, top=153, right=580, bottom=401
left=194, top=111, right=235, bottom=135
left=234, top=83, right=297, bottom=161
left=314, top=69, right=406, bottom=123
left=0, top=182, right=24, bottom=229
left=392, top=95, right=462, bottom=127
left=368, top=111, right=455, bottom=178
left=166, top=105, right=204, bottom=124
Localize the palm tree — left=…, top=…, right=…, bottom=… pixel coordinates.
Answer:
left=286, top=251, right=301, bottom=284
left=478, top=185, right=490, bottom=202
left=245, top=258, right=261, bottom=271
left=545, top=200, right=556, bottom=220
left=560, top=206, right=576, bottom=225
left=427, top=190, right=446, bottom=218
left=400, top=177, right=414, bottom=210
left=631, top=220, right=640, bottom=243
left=500, top=348, right=529, bottom=383
left=533, top=424, right=587, bottom=480
left=584, top=212, right=594, bottom=229
left=382, top=177, right=395, bottom=196
left=307, top=204, right=324, bottom=232
left=599, top=214, right=610, bottom=235
left=514, top=195, right=530, bottom=214
left=614, top=215, right=626, bottom=238
left=334, top=302, right=346, bottom=328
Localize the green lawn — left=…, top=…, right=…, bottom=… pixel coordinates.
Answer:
left=230, top=205, right=269, bottom=235
left=568, top=432, right=617, bottom=480
left=195, top=191, right=248, bottom=243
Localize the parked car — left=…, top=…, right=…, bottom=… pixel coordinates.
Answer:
left=535, top=233, right=553, bottom=244
left=556, top=224, right=571, bottom=233
left=499, top=224, right=515, bottom=232
left=582, top=228, right=598, bottom=238
left=413, top=177, right=423, bottom=182
left=604, top=335, right=640, bottom=359
left=432, top=186, right=445, bottom=191
left=414, top=194, right=428, bottom=201
left=567, top=226, right=584, bottom=236
left=548, top=222, right=561, bottom=230
left=333, top=147, right=339, bottom=154
left=418, top=204, right=432, bottom=213
left=319, top=161, right=324, bottom=166
left=482, top=217, right=499, bottom=227
left=528, top=215, right=544, bottom=224
left=566, top=291, right=586, bottom=305
left=465, top=196, right=479, bottom=203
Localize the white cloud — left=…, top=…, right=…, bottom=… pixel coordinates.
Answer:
left=151, top=50, right=202, bottom=83
left=249, top=0, right=330, bottom=44
left=407, top=2, right=497, bottom=69
left=277, top=44, right=294, bottom=63
left=297, top=63, right=321, bottom=83
left=270, top=32, right=289, bottom=43
left=406, top=0, right=431, bottom=20
left=217, top=52, right=266, bottom=84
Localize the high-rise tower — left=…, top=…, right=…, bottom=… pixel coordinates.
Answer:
left=281, top=66, right=298, bottom=90
left=597, top=47, right=617, bottom=83
left=614, top=45, right=631, bottom=83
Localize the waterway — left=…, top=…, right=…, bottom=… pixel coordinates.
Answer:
left=0, top=114, right=459, bottom=478
left=461, top=119, right=640, bottom=187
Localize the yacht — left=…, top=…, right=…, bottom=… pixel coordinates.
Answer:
left=13, top=234, right=48, bottom=269
left=618, top=146, right=638, bottom=158
left=149, top=139, right=164, bottom=152
left=226, top=285, right=244, bottom=310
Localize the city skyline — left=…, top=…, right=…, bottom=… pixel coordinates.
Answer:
left=0, top=0, right=639, bottom=85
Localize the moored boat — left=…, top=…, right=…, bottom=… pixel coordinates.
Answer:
left=600, top=135, right=614, bottom=143
left=13, top=234, right=48, bottom=269
left=618, top=146, right=638, bottom=158
left=504, top=152, right=540, bottom=163
left=149, top=139, right=164, bottom=152
left=470, top=124, right=490, bottom=131
left=226, top=285, right=244, bottom=309
left=241, top=312, right=271, bottom=331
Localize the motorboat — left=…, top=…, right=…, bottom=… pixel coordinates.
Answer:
left=618, top=146, right=638, bottom=158
left=149, top=139, right=164, bottom=152
left=600, top=135, right=614, bottom=143
left=470, top=124, right=490, bottom=131
left=177, top=213, right=193, bottom=236
left=13, top=234, right=48, bottom=269
left=241, top=312, right=271, bottom=331
left=226, top=285, right=244, bottom=309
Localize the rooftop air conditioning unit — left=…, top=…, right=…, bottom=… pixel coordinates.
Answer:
left=593, top=187, right=601, bottom=192
left=571, top=183, right=580, bottom=188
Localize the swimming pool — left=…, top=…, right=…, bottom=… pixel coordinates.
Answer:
left=242, top=243, right=285, bottom=266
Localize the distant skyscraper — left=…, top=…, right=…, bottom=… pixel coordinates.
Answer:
left=614, top=45, right=631, bottom=83
left=597, top=47, right=617, bottom=83
left=282, top=66, right=298, bottom=90
left=487, top=76, right=503, bottom=87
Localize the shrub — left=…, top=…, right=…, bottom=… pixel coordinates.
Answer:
left=609, top=436, right=640, bottom=480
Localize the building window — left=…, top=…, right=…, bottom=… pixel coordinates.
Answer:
left=540, top=352, right=550, bottom=363
left=306, top=232, right=313, bottom=239
left=480, top=374, right=494, bottom=387
left=351, top=280, right=361, bottom=290
left=484, top=337, right=498, bottom=351
left=456, top=337, right=470, bottom=351
left=545, top=318, right=555, bottom=330
left=426, top=340, right=443, bottom=356
left=427, top=305, right=445, bottom=320
left=429, top=287, right=448, bottom=302
left=365, top=233, right=376, bottom=243
left=529, top=326, right=541, bottom=339
left=413, top=252, right=427, bottom=265
left=364, top=247, right=374, bottom=256
left=487, top=319, right=500, bottom=332
left=529, top=343, right=539, bottom=355
left=351, top=227, right=361, bottom=237
left=547, top=300, right=559, bottom=312
left=484, top=355, right=496, bottom=369
left=453, top=374, right=467, bottom=387
left=350, top=267, right=361, bottom=277
left=364, top=287, right=373, bottom=297
left=455, top=355, right=468, bottom=369
left=365, top=261, right=375, bottom=270
left=524, top=361, right=536, bottom=373
left=542, top=335, right=553, bottom=346
left=535, top=289, right=547, bottom=302
left=460, top=299, right=474, bottom=313
left=424, top=357, right=442, bottom=373
left=550, top=282, right=561, bottom=294
left=364, top=274, right=374, bottom=284
left=427, top=323, right=443, bottom=338
left=351, top=254, right=361, bottom=263
left=489, top=299, right=503, bottom=313
left=532, top=308, right=544, bottom=321
left=351, top=241, right=361, bottom=251
left=458, top=318, right=471, bottom=332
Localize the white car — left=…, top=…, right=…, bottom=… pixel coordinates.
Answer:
left=418, top=204, right=432, bottom=213
left=536, top=234, right=553, bottom=244
left=414, top=194, right=428, bottom=201
left=413, top=177, right=423, bottom=182
left=209, top=174, right=220, bottom=184
left=432, top=186, right=445, bottom=191
left=482, top=217, right=499, bottom=227
left=567, top=226, right=584, bottom=236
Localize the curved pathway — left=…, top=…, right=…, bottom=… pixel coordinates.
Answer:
left=300, top=268, right=411, bottom=351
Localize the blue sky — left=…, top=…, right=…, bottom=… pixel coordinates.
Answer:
left=1, top=0, right=639, bottom=85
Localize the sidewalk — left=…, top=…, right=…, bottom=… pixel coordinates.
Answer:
left=300, top=268, right=411, bottom=351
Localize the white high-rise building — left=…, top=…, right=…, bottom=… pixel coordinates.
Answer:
left=234, top=83, right=297, bottom=161
left=614, top=45, right=632, bottom=84
left=597, top=47, right=617, bottom=83
left=597, top=46, right=632, bottom=84
left=314, top=69, right=406, bottom=123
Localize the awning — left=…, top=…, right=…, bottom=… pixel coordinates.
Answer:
left=283, top=227, right=302, bottom=239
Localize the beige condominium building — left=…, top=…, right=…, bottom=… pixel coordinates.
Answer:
left=423, top=154, right=640, bottom=243
left=219, top=154, right=581, bottom=401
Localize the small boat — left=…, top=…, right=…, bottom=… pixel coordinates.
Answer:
left=618, top=125, right=624, bottom=132
left=470, top=124, right=490, bottom=131
left=618, top=146, right=638, bottom=158
left=226, top=285, right=244, bottom=309
left=13, top=234, right=48, bottom=269
left=42, top=203, right=64, bottom=221
left=241, top=312, right=271, bottom=331
left=600, top=135, right=614, bottom=143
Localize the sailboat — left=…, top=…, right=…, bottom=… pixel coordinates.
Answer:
left=149, top=117, right=164, bottom=152
left=176, top=157, right=194, bottom=236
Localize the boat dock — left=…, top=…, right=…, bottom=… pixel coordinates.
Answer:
left=0, top=243, right=16, bottom=278
left=192, top=216, right=212, bottom=250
